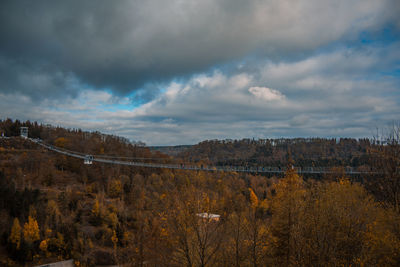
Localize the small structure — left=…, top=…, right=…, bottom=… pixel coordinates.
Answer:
left=35, top=259, right=74, bottom=267
left=84, top=155, right=94, bottom=165
left=196, top=212, right=220, bottom=222
left=20, top=127, right=28, bottom=138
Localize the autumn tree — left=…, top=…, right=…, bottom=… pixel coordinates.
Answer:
left=46, top=200, right=61, bottom=230
left=269, top=168, right=305, bottom=266
left=108, top=179, right=123, bottom=198
left=90, top=198, right=103, bottom=226
left=245, top=187, right=269, bottom=267
left=124, top=190, right=153, bottom=266
left=368, top=124, right=400, bottom=212
left=20, top=216, right=40, bottom=261
left=293, top=179, right=378, bottom=266
left=9, top=218, right=22, bottom=250
left=23, top=216, right=40, bottom=244
left=165, top=185, right=227, bottom=267
left=54, top=137, right=68, bottom=148
left=361, top=207, right=400, bottom=265
left=224, top=192, right=247, bottom=267
left=111, top=229, right=118, bottom=263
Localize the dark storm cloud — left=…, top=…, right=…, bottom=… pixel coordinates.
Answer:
left=0, top=0, right=252, bottom=96
left=0, top=56, right=80, bottom=100
left=1, top=0, right=399, bottom=100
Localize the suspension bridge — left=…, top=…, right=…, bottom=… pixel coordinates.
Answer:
left=24, top=137, right=375, bottom=175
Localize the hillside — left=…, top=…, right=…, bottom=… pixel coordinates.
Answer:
left=149, top=145, right=192, bottom=156
left=177, top=138, right=373, bottom=169
left=0, top=119, right=399, bottom=266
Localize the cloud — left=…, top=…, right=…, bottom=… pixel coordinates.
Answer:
left=0, top=0, right=399, bottom=100
left=0, top=56, right=82, bottom=101
left=1, top=41, right=399, bottom=145
left=122, top=45, right=399, bottom=144
left=249, top=87, right=285, bottom=101
left=0, top=1, right=399, bottom=145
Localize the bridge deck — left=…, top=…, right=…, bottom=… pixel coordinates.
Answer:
left=27, top=138, right=377, bottom=175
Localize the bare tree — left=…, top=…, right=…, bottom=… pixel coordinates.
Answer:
left=369, top=123, right=400, bottom=212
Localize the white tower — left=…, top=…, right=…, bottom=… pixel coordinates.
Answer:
left=20, top=127, right=28, bottom=138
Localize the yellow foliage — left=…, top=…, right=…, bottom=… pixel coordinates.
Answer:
left=339, top=178, right=350, bottom=185
left=259, top=199, right=269, bottom=211
left=108, top=179, right=122, bottom=198
left=54, top=137, right=68, bottom=148
left=269, top=168, right=305, bottom=265
left=39, top=239, right=48, bottom=252
left=362, top=209, right=400, bottom=265
left=249, top=188, right=259, bottom=209
left=160, top=227, right=169, bottom=237
left=23, top=216, right=40, bottom=244
left=9, top=218, right=21, bottom=249
left=111, top=230, right=118, bottom=249
left=92, top=199, right=100, bottom=216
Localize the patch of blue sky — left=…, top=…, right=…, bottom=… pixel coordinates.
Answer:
left=305, top=24, right=399, bottom=61
left=100, top=103, right=136, bottom=112
left=356, top=68, right=400, bottom=82
left=376, top=68, right=400, bottom=78
left=126, top=91, right=148, bottom=107
left=359, top=24, right=400, bottom=45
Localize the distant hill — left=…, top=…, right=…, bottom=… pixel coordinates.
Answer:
left=176, top=138, right=374, bottom=169
left=149, top=145, right=192, bottom=156
left=1, top=118, right=399, bottom=266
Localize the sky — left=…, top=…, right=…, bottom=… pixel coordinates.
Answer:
left=0, top=0, right=399, bottom=145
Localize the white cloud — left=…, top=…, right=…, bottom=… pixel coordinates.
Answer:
left=248, top=86, right=285, bottom=101
left=3, top=42, right=399, bottom=145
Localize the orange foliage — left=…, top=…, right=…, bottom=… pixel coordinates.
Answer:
left=54, top=137, right=68, bottom=148
left=9, top=218, right=21, bottom=249
left=23, top=216, right=40, bottom=244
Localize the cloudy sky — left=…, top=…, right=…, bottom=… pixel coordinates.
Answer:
left=1, top=0, right=399, bottom=145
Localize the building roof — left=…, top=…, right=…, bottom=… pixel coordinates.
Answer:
left=196, top=212, right=220, bottom=219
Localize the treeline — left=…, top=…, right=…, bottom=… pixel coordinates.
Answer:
left=178, top=138, right=375, bottom=169
left=0, top=119, right=399, bottom=266
left=0, top=118, right=157, bottom=159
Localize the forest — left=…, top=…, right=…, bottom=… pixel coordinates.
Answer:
left=0, top=118, right=399, bottom=266
left=177, top=138, right=374, bottom=169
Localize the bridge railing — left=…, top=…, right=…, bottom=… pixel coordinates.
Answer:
left=27, top=137, right=381, bottom=175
